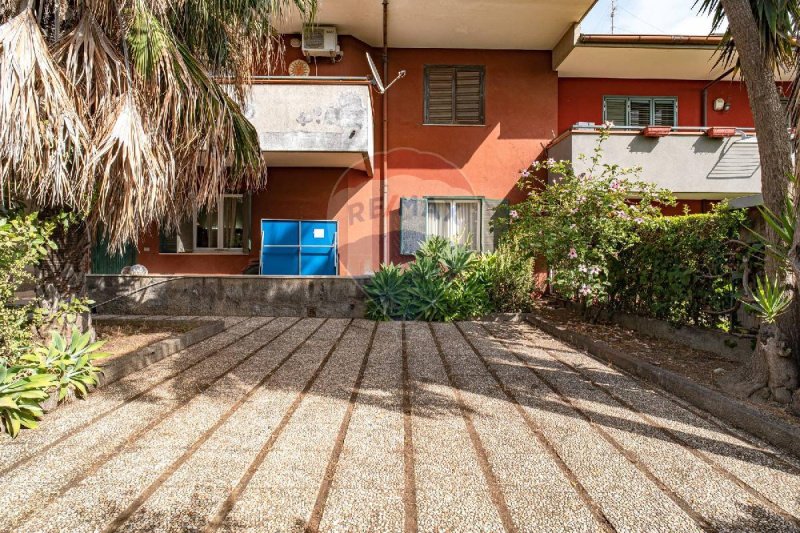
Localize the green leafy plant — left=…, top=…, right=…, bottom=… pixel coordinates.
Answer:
left=744, top=275, right=793, bottom=324
left=364, top=237, right=493, bottom=322
left=0, top=365, right=57, bottom=437
left=22, top=331, right=108, bottom=401
left=0, top=212, right=58, bottom=364
left=510, top=130, right=675, bottom=310
left=608, top=205, right=746, bottom=329
left=364, top=264, right=409, bottom=321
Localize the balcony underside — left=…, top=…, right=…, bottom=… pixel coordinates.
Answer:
left=241, top=79, right=375, bottom=175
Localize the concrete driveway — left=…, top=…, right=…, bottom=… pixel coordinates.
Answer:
left=2, top=317, right=800, bottom=532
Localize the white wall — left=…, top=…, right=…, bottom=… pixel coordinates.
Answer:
left=549, top=132, right=762, bottom=198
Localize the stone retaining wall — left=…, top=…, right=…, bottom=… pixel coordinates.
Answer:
left=88, top=275, right=370, bottom=318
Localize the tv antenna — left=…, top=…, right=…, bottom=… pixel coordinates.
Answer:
left=366, top=52, right=406, bottom=94
left=611, top=0, right=618, bottom=34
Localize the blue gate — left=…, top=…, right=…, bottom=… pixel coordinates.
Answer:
left=259, top=219, right=338, bottom=276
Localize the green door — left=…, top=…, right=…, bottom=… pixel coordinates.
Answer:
left=91, top=238, right=137, bottom=274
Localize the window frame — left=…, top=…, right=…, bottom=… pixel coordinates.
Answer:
left=193, top=193, right=245, bottom=252
left=603, top=96, right=679, bottom=128
left=423, top=65, right=486, bottom=126
left=425, top=197, right=482, bottom=251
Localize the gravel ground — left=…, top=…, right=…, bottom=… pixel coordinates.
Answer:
left=2, top=317, right=800, bottom=532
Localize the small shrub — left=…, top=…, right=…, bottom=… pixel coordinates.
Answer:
left=482, top=242, right=540, bottom=313
left=22, top=331, right=108, bottom=401
left=0, top=212, right=57, bottom=364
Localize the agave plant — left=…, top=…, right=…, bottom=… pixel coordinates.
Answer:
left=744, top=274, right=793, bottom=324
left=0, top=0, right=315, bottom=307
left=0, top=365, right=57, bottom=438
left=364, top=263, right=409, bottom=321
left=21, top=331, right=108, bottom=401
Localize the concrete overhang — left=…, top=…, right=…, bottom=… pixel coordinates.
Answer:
left=555, top=32, right=793, bottom=81
left=278, top=0, right=599, bottom=50
left=241, top=78, right=375, bottom=175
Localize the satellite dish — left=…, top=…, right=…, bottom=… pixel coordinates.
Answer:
left=366, top=52, right=406, bottom=94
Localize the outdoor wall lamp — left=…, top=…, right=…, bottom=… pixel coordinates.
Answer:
left=713, top=98, right=731, bottom=112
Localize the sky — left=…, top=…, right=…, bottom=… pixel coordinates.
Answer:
left=581, top=0, right=724, bottom=35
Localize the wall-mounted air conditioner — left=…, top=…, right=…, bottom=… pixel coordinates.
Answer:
left=302, top=25, right=340, bottom=58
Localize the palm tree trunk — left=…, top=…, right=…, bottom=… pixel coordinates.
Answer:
left=717, top=0, right=799, bottom=405
left=35, top=213, right=93, bottom=338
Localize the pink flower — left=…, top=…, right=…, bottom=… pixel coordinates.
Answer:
left=579, top=284, right=592, bottom=296
left=610, top=179, right=621, bottom=191
left=510, top=209, right=519, bottom=219
left=521, top=169, right=531, bottom=178
left=568, top=248, right=578, bottom=259
left=634, top=217, right=644, bottom=224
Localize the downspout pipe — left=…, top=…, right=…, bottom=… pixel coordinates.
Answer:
left=702, top=67, right=735, bottom=127
left=381, top=0, right=389, bottom=265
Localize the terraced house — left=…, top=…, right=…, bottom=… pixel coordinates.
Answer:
left=117, top=0, right=789, bottom=278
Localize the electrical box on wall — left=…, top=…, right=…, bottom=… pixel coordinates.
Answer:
left=302, top=25, right=340, bottom=58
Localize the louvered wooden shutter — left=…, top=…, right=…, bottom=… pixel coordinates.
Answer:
left=425, top=66, right=484, bottom=125
left=455, top=69, right=483, bottom=124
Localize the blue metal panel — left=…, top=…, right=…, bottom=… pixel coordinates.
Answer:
left=260, top=219, right=337, bottom=276
left=262, top=220, right=299, bottom=246
left=301, top=221, right=337, bottom=247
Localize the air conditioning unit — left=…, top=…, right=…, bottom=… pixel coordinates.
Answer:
left=302, top=25, right=340, bottom=57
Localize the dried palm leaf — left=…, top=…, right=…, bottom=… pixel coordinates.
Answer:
left=87, top=93, right=174, bottom=249
left=52, top=12, right=127, bottom=118
left=0, top=9, right=89, bottom=207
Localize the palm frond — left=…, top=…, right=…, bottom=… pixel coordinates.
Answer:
left=694, top=0, right=799, bottom=73
left=52, top=13, right=128, bottom=117
left=87, top=94, right=174, bottom=249
left=0, top=9, right=89, bottom=208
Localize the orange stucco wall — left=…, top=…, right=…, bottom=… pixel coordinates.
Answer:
left=132, top=39, right=747, bottom=276
left=385, top=48, right=557, bottom=264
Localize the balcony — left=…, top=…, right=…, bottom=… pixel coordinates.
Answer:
left=241, top=78, right=374, bottom=175
left=547, top=126, right=762, bottom=198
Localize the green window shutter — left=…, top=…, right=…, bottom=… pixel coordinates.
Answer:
left=481, top=199, right=508, bottom=253
left=400, top=197, right=428, bottom=256
left=629, top=98, right=652, bottom=127
left=603, top=97, right=628, bottom=126
left=653, top=98, right=677, bottom=126
left=241, top=193, right=253, bottom=254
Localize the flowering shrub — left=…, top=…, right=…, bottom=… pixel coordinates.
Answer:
left=509, top=131, right=675, bottom=307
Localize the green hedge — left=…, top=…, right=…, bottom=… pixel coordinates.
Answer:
left=608, top=209, right=746, bottom=329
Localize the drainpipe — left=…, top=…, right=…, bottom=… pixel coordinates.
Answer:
left=702, top=67, right=735, bottom=127
left=381, top=0, right=389, bottom=265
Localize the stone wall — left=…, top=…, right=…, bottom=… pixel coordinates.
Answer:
left=88, top=275, right=370, bottom=318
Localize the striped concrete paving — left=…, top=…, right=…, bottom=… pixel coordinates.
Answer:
left=2, top=317, right=800, bottom=532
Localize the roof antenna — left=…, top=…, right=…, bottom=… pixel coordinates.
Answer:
left=366, top=52, right=406, bottom=94
left=611, top=0, right=618, bottom=34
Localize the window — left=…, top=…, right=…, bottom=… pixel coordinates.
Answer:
left=603, top=96, right=678, bottom=127
left=424, top=66, right=485, bottom=125
left=195, top=194, right=245, bottom=250
left=426, top=199, right=481, bottom=251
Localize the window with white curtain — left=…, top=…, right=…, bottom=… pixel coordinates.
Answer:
left=426, top=199, right=480, bottom=251
left=195, top=194, right=244, bottom=250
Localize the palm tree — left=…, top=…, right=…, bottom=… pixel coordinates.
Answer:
left=0, top=0, right=314, bottom=327
left=695, top=0, right=800, bottom=407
